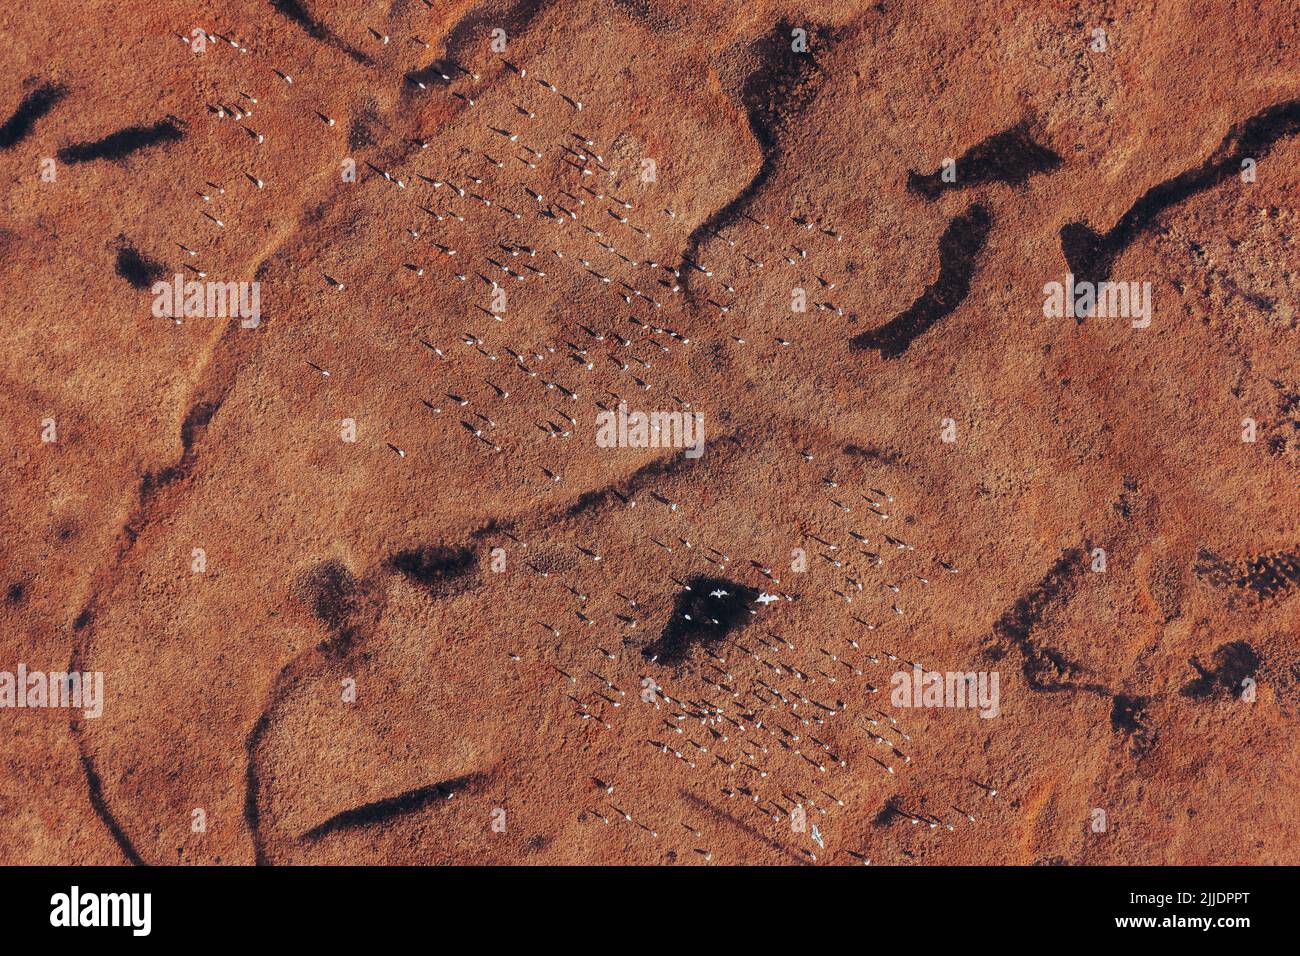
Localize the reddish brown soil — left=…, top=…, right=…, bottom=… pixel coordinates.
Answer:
left=1, top=0, right=1297, bottom=865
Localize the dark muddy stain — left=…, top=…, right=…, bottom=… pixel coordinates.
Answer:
left=1110, top=693, right=1157, bottom=757
left=384, top=545, right=475, bottom=590
left=0, top=82, right=67, bottom=149
left=1061, top=99, right=1300, bottom=286
left=851, top=204, right=992, bottom=359
left=6, top=582, right=26, bottom=605
left=987, top=547, right=1109, bottom=694
left=301, top=559, right=363, bottom=634
left=643, top=576, right=761, bottom=666
left=1181, top=641, right=1260, bottom=700
left=57, top=119, right=184, bottom=163
left=301, top=773, right=484, bottom=840
left=115, top=245, right=165, bottom=290
left=907, top=122, right=1060, bottom=200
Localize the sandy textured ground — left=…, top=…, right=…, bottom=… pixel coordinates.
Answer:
left=1, top=0, right=1297, bottom=865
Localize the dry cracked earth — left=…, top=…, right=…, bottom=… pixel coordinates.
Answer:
left=1, top=0, right=1298, bottom=865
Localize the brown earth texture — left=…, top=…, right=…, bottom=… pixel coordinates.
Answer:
left=1, top=0, right=1298, bottom=865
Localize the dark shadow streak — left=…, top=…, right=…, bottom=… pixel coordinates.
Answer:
left=680, top=789, right=805, bottom=863
left=77, top=753, right=146, bottom=866
left=988, top=545, right=1098, bottom=694
left=850, top=204, right=992, bottom=359
left=1061, top=99, right=1300, bottom=286
left=57, top=119, right=184, bottom=163
left=68, top=615, right=146, bottom=867
left=300, top=773, right=486, bottom=841
left=269, top=0, right=373, bottom=65
left=908, top=122, right=1060, bottom=200
left=675, top=21, right=825, bottom=294
left=0, top=82, right=67, bottom=149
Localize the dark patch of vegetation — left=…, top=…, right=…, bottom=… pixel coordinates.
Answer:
left=643, top=577, right=761, bottom=666
left=1061, top=100, right=1300, bottom=286
left=850, top=204, right=992, bottom=359
left=908, top=122, right=1060, bottom=200
left=57, top=119, right=184, bottom=163
left=1181, top=641, right=1260, bottom=700
left=301, top=560, right=362, bottom=634
left=0, top=82, right=67, bottom=149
